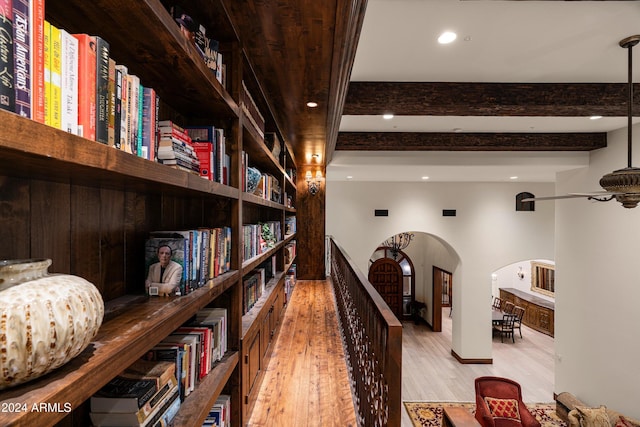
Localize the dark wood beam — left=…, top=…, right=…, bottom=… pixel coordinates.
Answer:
left=336, top=132, right=607, bottom=151
left=343, top=82, right=640, bottom=116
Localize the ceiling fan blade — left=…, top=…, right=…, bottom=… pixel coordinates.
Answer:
left=521, top=194, right=592, bottom=202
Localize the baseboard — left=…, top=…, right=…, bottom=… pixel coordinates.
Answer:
left=451, top=349, right=493, bottom=364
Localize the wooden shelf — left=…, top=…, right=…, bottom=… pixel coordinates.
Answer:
left=242, top=192, right=287, bottom=209
left=0, top=110, right=239, bottom=199
left=0, top=271, right=238, bottom=426
left=241, top=273, right=286, bottom=337
left=46, top=0, right=239, bottom=120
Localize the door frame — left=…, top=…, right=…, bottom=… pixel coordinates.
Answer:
left=432, top=266, right=453, bottom=332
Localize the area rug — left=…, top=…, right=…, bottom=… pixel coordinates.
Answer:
left=404, top=401, right=567, bottom=427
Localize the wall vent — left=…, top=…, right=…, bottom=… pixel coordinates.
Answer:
left=374, top=209, right=389, bottom=217
left=442, top=209, right=457, bottom=217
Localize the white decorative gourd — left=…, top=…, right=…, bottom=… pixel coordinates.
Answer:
left=0, top=259, right=104, bottom=390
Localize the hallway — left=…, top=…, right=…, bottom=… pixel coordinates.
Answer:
left=247, top=281, right=554, bottom=427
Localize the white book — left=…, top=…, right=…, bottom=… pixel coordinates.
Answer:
left=60, top=29, right=78, bottom=135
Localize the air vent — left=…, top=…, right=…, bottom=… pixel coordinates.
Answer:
left=442, top=209, right=457, bottom=217
left=374, top=209, right=389, bottom=217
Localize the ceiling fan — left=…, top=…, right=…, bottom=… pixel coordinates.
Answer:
left=525, top=35, right=640, bottom=209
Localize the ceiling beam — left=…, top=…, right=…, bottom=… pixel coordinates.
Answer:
left=343, top=82, right=639, bottom=116
left=336, top=132, right=607, bottom=151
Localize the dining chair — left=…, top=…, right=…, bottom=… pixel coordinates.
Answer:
left=493, top=313, right=517, bottom=343
left=513, top=306, right=525, bottom=338
left=503, top=301, right=515, bottom=314
left=491, top=297, right=502, bottom=311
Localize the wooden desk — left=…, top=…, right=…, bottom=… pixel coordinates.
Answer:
left=443, top=407, right=481, bottom=427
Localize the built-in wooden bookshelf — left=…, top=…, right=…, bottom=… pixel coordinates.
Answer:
left=0, top=0, right=297, bottom=425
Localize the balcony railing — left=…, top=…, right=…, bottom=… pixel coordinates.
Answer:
left=329, top=237, right=402, bottom=427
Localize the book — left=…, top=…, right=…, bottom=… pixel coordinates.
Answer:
left=107, top=57, right=116, bottom=145
left=143, top=344, right=186, bottom=402
left=91, top=376, right=158, bottom=412
left=30, top=0, right=44, bottom=123
left=144, top=236, right=187, bottom=296
left=49, top=23, right=61, bottom=129
left=117, top=359, right=176, bottom=390
left=115, top=64, right=128, bottom=151
left=94, top=35, right=109, bottom=144
left=0, top=0, right=15, bottom=112
left=90, top=374, right=176, bottom=416
left=141, top=86, right=157, bottom=160
left=60, top=29, right=78, bottom=135
left=43, top=19, right=50, bottom=122
left=73, top=33, right=96, bottom=140
left=12, top=0, right=30, bottom=118
left=113, top=63, right=122, bottom=149
left=90, top=380, right=179, bottom=427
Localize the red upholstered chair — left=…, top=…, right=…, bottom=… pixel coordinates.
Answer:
left=474, top=376, right=541, bottom=427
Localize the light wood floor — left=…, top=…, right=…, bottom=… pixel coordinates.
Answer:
left=248, top=281, right=555, bottom=427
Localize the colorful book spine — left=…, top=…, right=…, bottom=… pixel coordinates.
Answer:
left=42, top=19, right=50, bottom=123
left=142, top=86, right=157, bottom=160
left=12, top=0, right=30, bottom=118
left=60, top=28, right=78, bottom=134
left=29, top=0, right=44, bottom=122
left=49, top=23, right=61, bottom=129
left=94, top=35, right=109, bottom=144
left=73, top=33, right=96, bottom=140
left=113, top=63, right=122, bottom=149
left=115, top=64, right=128, bottom=151
left=107, top=57, right=115, bottom=146
left=0, top=0, right=15, bottom=112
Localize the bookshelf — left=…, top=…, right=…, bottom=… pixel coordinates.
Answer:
left=0, top=0, right=297, bottom=426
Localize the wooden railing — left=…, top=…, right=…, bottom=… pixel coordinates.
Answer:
left=329, top=238, right=402, bottom=427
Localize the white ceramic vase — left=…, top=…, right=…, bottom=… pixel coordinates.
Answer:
left=0, top=259, right=104, bottom=390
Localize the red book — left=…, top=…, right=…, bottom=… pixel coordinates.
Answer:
left=73, top=34, right=96, bottom=141
left=192, top=142, right=213, bottom=181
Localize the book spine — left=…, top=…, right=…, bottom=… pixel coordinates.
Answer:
left=94, top=35, right=109, bottom=144
left=49, top=23, right=61, bottom=129
left=29, top=0, right=42, bottom=122
left=114, top=64, right=122, bottom=149
left=116, top=64, right=128, bottom=151
left=0, top=0, right=15, bottom=112
left=12, top=0, right=29, bottom=118
left=106, top=57, right=115, bottom=145
left=73, top=33, right=96, bottom=140
left=42, top=20, right=50, bottom=124
left=137, top=82, right=143, bottom=157
left=60, top=29, right=78, bottom=135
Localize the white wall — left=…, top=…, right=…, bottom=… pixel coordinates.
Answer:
left=493, top=259, right=555, bottom=303
left=326, top=180, right=555, bottom=360
left=555, top=125, right=640, bottom=418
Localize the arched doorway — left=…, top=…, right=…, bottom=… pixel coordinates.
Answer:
left=368, top=258, right=404, bottom=319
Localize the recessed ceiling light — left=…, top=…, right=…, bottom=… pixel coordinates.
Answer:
left=453, top=127, right=463, bottom=133
left=383, top=113, right=394, bottom=120
left=510, top=176, right=518, bottom=180
left=346, top=175, right=353, bottom=180
left=421, top=176, right=430, bottom=180
left=438, top=31, right=457, bottom=44
left=306, top=101, right=318, bottom=108
left=590, top=115, right=603, bottom=120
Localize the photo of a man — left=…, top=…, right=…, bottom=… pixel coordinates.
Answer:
left=145, top=244, right=183, bottom=296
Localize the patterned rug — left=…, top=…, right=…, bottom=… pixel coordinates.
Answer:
left=404, top=401, right=567, bottom=427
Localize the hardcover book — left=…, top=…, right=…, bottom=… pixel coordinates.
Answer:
left=30, top=0, right=44, bottom=123
left=0, top=0, right=15, bottom=112
left=43, top=20, right=50, bottom=124
left=60, top=29, right=78, bottom=135
left=49, top=23, right=61, bottom=129
left=73, top=33, right=96, bottom=140
left=94, top=35, right=110, bottom=144
left=12, top=0, right=30, bottom=118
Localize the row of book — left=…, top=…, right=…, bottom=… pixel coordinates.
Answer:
left=145, top=227, right=232, bottom=297
left=89, top=307, right=228, bottom=426
left=284, top=240, right=297, bottom=266
left=169, top=5, right=224, bottom=87
left=242, top=221, right=282, bottom=262
left=243, top=267, right=268, bottom=314
left=285, top=216, right=296, bottom=235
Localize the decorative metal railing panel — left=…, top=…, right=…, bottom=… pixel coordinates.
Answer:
left=329, top=238, right=402, bottom=427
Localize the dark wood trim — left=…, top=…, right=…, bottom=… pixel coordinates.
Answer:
left=344, top=82, right=639, bottom=116
left=451, top=349, right=493, bottom=365
left=337, top=131, right=606, bottom=151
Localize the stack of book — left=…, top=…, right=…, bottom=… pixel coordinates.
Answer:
left=157, top=120, right=200, bottom=174
left=285, top=216, right=297, bottom=236
left=202, top=394, right=231, bottom=427
left=284, top=240, right=297, bottom=265
left=243, top=268, right=266, bottom=314
left=240, top=81, right=264, bottom=138
left=89, top=360, right=179, bottom=427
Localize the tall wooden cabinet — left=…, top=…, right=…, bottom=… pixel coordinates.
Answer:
left=0, top=0, right=296, bottom=425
